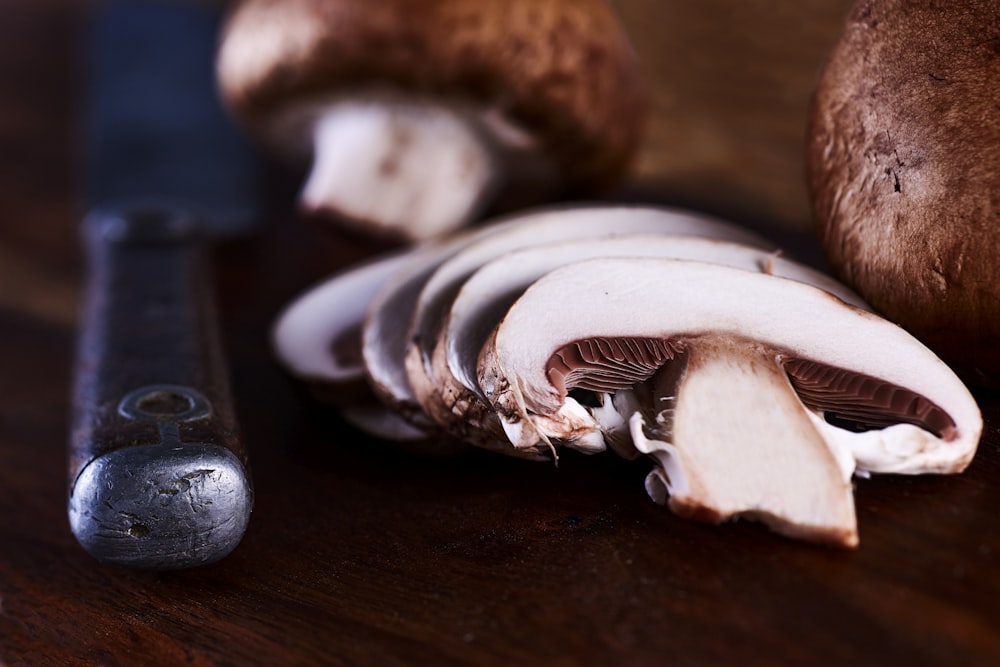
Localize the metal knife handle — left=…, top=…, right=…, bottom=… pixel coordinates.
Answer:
left=68, top=206, right=253, bottom=570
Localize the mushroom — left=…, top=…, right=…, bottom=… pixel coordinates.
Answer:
left=359, top=237, right=470, bottom=436
left=403, top=206, right=777, bottom=449
left=431, top=235, right=869, bottom=459
left=277, top=204, right=772, bottom=450
left=270, top=248, right=431, bottom=443
left=361, top=208, right=747, bottom=414
left=216, top=0, right=645, bottom=241
left=476, top=258, right=982, bottom=545
left=362, top=206, right=765, bottom=453
left=273, top=248, right=413, bottom=402
left=806, top=0, right=1000, bottom=387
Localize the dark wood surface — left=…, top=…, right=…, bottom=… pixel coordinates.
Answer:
left=3, top=1, right=1000, bottom=665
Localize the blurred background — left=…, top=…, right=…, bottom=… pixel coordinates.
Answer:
left=613, top=0, right=855, bottom=230
left=0, top=0, right=858, bottom=337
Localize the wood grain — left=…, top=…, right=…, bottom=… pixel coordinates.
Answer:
left=2, top=1, right=999, bottom=666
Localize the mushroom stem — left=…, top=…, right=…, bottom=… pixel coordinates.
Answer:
left=301, top=100, right=500, bottom=241
left=632, top=336, right=859, bottom=547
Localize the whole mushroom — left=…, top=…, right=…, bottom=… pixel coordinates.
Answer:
left=807, top=0, right=1000, bottom=387
left=216, top=0, right=645, bottom=242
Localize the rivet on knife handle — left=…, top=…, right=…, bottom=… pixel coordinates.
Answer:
left=68, top=207, right=253, bottom=570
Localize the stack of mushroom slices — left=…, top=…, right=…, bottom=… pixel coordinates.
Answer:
left=274, top=205, right=983, bottom=548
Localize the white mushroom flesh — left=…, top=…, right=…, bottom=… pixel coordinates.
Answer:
left=301, top=98, right=499, bottom=241
left=626, top=336, right=858, bottom=546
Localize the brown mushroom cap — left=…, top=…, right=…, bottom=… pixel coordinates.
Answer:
left=217, top=0, right=645, bottom=192
left=806, top=0, right=1000, bottom=387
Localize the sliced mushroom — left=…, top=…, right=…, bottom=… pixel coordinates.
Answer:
left=430, top=235, right=869, bottom=459
left=477, top=258, right=982, bottom=545
left=404, top=206, right=777, bottom=447
left=338, top=401, right=445, bottom=447
left=216, top=0, right=644, bottom=241
left=270, top=248, right=438, bottom=445
left=361, top=238, right=469, bottom=433
left=272, top=249, right=413, bottom=401
left=365, top=206, right=769, bottom=438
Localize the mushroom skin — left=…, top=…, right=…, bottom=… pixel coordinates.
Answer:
left=216, top=0, right=644, bottom=241
left=477, top=258, right=982, bottom=545
left=806, top=0, right=1000, bottom=388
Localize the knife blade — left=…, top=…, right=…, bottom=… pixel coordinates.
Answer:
left=68, top=0, right=259, bottom=570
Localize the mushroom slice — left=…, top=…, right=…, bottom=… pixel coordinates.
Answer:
left=361, top=238, right=469, bottom=433
left=216, top=0, right=645, bottom=241
left=361, top=214, right=545, bottom=441
left=434, top=235, right=869, bottom=458
left=404, top=206, right=777, bottom=448
left=477, top=258, right=982, bottom=545
left=338, top=401, right=451, bottom=450
left=270, top=248, right=444, bottom=445
left=272, top=249, right=413, bottom=401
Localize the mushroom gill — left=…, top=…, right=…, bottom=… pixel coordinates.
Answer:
left=545, top=338, right=959, bottom=444
left=783, top=358, right=957, bottom=441
left=546, top=337, right=680, bottom=394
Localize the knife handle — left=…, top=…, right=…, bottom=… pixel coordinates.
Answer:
left=68, top=207, right=253, bottom=570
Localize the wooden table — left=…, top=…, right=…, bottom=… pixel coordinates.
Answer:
left=3, top=1, right=999, bottom=665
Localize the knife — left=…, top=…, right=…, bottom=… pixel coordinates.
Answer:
left=68, top=0, right=259, bottom=569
